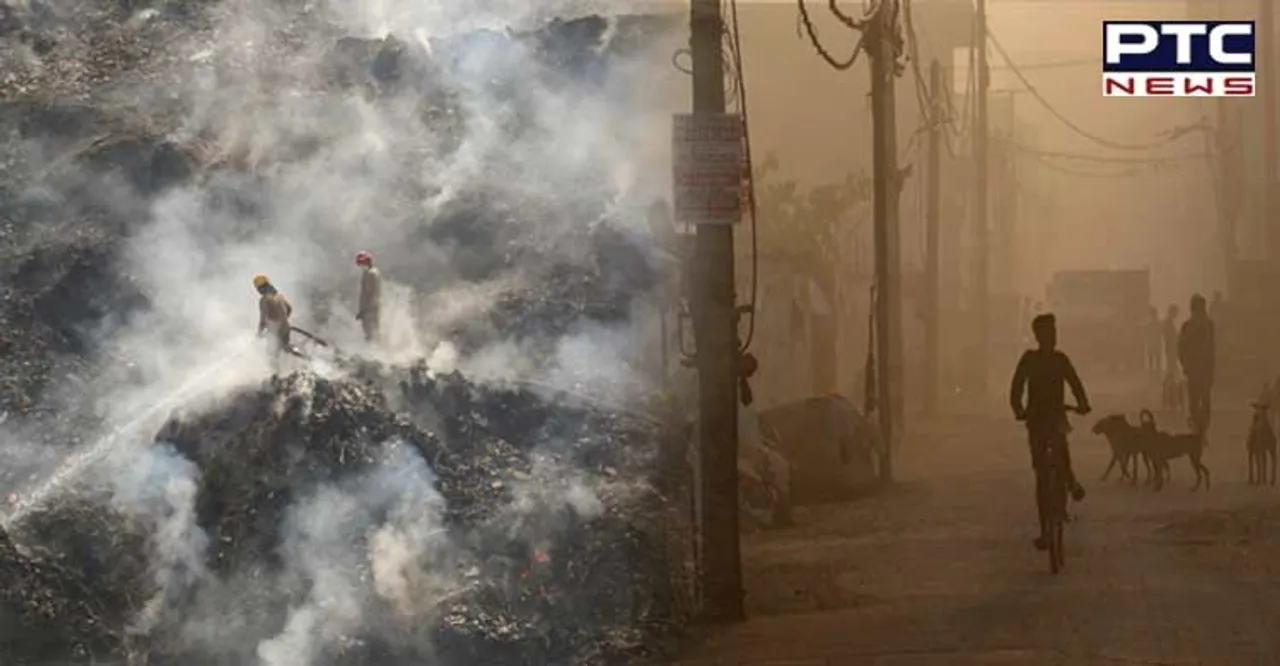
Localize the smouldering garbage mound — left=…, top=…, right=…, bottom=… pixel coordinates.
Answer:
left=0, top=370, right=690, bottom=665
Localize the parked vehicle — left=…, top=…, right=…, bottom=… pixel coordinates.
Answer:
left=1046, top=269, right=1150, bottom=373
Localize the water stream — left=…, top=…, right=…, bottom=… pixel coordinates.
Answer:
left=2, top=339, right=257, bottom=530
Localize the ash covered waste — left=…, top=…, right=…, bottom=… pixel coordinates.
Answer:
left=0, top=368, right=690, bottom=665
left=0, top=2, right=696, bottom=663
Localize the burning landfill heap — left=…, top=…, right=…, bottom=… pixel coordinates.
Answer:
left=1, top=370, right=688, bottom=665
left=0, top=0, right=694, bottom=664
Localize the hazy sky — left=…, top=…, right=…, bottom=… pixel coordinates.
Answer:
left=703, top=0, right=1229, bottom=301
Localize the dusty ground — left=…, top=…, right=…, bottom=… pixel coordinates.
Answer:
left=676, top=403, right=1280, bottom=665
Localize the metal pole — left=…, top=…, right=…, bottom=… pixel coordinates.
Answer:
left=871, top=0, right=902, bottom=479
left=973, top=0, right=990, bottom=397
left=1261, top=0, right=1278, bottom=257
left=689, top=0, right=743, bottom=623
left=924, top=59, right=942, bottom=415
left=992, top=92, right=1015, bottom=351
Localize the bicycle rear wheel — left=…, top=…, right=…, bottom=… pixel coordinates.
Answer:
left=1050, top=513, right=1065, bottom=572
left=1046, top=467, right=1065, bottom=574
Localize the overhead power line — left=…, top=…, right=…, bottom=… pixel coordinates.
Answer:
left=901, top=0, right=962, bottom=157
left=795, top=0, right=870, bottom=70
left=991, top=57, right=1098, bottom=71
left=901, top=0, right=932, bottom=118
left=1029, top=156, right=1178, bottom=179
left=937, top=10, right=975, bottom=153
left=1012, top=143, right=1211, bottom=164
left=725, top=0, right=760, bottom=351
left=986, top=28, right=1199, bottom=152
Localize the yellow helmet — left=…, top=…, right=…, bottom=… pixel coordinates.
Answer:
left=253, top=274, right=269, bottom=289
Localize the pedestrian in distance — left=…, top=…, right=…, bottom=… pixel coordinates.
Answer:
left=1146, top=306, right=1163, bottom=383
left=1178, top=293, right=1215, bottom=433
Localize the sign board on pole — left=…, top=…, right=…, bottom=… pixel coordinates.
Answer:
left=672, top=113, right=744, bottom=224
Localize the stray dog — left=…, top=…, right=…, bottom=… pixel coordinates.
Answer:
left=1162, top=371, right=1185, bottom=415
left=1135, top=409, right=1163, bottom=485
left=1144, top=413, right=1210, bottom=492
left=1247, top=401, right=1277, bottom=486
left=1092, top=414, right=1148, bottom=484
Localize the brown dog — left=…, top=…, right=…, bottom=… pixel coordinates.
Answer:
left=1144, top=412, right=1210, bottom=492
left=1092, top=414, right=1147, bottom=484
left=1247, top=402, right=1277, bottom=486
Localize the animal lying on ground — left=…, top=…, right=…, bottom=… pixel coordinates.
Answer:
left=1247, top=401, right=1276, bottom=486
left=1142, top=410, right=1210, bottom=492
left=1092, top=414, right=1148, bottom=484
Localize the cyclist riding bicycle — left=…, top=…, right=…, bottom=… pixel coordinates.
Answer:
left=1009, top=313, right=1091, bottom=552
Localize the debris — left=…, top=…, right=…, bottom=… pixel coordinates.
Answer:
left=0, top=369, right=690, bottom=664
left=0, top=3, right=693, bottom=664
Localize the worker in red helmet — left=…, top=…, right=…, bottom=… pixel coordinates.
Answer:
left=355, top=250, right=382, bottom=343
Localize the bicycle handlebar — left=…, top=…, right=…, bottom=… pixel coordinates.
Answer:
left=1014, top=404, right=1089, bottom=422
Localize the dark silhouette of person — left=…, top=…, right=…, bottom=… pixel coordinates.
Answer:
left=1209, top=290, right=1226, bottom=372
left=1146, top=306, right=1163, bottom=381
left=1010, top=313, right=1091, bottom=552
left=1162, top=304, right=1180, bottom=375
left=1178, top=293, right=1215, bottom=431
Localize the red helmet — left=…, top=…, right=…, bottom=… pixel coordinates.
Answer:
left=355, top=250, right=373, bottom=266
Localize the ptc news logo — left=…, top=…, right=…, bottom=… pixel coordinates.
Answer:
left=1103, top=21, right=1255, bottom=97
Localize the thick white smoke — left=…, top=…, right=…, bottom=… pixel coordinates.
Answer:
left=105, top=443, right=209, bottom=635
left=255, top=441, right=458, bottom=664
left=2, top=0, right=686, bottom=660
left=98, top=0, right=684, bottom=397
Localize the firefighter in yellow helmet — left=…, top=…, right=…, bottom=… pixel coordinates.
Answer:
left=253, top=274, right=295, bottom=357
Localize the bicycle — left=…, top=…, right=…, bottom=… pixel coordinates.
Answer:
left=1037, top=404, right=1085, bottom=574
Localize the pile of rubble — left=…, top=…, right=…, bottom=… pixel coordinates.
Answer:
left=0, top=369, right=691, bottom=664
left=0, top=1, right=678, bottom=415
left=1, top=3, right=695, bottom=663
left=0, top=496, right=153, bottom=664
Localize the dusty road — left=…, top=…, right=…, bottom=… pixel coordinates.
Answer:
left=675, top=407, right=1280, bottom=665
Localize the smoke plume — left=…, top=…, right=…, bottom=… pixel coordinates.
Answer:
left=2, top=0, right=685, bottom=660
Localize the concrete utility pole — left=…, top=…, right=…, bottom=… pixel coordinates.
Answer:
left=688, top=0, right=743, bottom=623
left=869, top=0, right=902, bottom=479
left=1262, top=0, right=1278, bottom=257
left=990, top=92, right=1016, bottom=351
left=923, top=58, right=943, bottom=415
left=973, top=0, right=990, bottom=397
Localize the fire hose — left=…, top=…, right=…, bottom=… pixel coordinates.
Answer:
left=288, top=326, right=347, bottom=361
left=290, top=325, right=330, bottom=347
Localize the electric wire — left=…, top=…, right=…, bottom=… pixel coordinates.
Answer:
left=796, top=0, right=868, bottom=70
left=900, top=0, right=932, bottom=123
left=792, top=0, right=888, bottom=404
left=725, top=0, right=760, bottom=351
left=900, top=0, right=959, bottom=160
left=1013, top=144, right=1212, bottom=164
left=986, top=28, right=1199, bottom=152
left=1029, top=155, right=1175, bottom=179
left=937, top=10, right=976, bottom=157
left=670, top=42, right=740, bottom=102
left=667, top=2, right=760, bottom=351
left=995, top=57, right=1097, bottom=71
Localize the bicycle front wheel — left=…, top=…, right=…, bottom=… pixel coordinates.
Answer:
left=1045, top=467, right=1065, bottom=574
left=1050, top=514, right=1065, bottom=573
